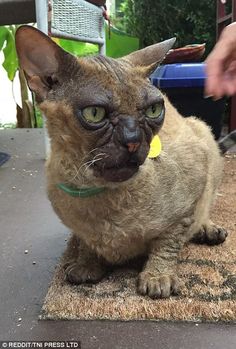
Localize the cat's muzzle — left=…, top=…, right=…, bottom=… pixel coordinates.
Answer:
left=91, top=117, right=149, bottom=182
left=93, top=161, right=140, bottom=182
left=93, top=149, right=147, bottom=182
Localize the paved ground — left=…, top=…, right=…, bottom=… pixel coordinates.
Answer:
left=1, top=129, right=236, bottom=349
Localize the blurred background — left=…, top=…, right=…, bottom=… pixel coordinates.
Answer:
left=0, top=0, right=234, bottom=135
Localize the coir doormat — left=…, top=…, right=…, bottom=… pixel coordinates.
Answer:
left=41, top=155, right=236, bottom=322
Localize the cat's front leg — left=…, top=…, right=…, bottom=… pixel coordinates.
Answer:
left=64, top=238, right=107, bottom=284
left=138, top=218, right=193, bottom=299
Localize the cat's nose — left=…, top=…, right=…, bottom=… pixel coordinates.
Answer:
left=127, top=142, right=140, bottom=153
left=120, top=116, right=142, bottom=152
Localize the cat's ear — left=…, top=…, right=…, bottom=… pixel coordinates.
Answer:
left=122, top=38, right=176, bottom=75
left=15, top=25, right=74, bottom=100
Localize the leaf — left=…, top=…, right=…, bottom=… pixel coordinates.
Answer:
left=2, top=27, right=18, bottom=81
left=58, top=37, right=98, bottom=56
left=120, top=0, right=215, bottom=55
left=105, top=26, right=139, bottom=58
left=0, top=26, right=9, bottom=51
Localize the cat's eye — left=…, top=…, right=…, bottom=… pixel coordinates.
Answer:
left=82, top=106, right=106, bottom=123
left=145, top=103, right=163, bottom=119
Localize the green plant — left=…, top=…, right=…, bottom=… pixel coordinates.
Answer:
left=120, top=0, right=216, bottom=56
left=0, top=122, right=16, bottom=129
left=0, top=25, right=36, bottom=127
left=0, top=24, right=138, bottom=128
left=0, top=25, right=18, bottom=81
left=58, top=37, right=98, bottom=56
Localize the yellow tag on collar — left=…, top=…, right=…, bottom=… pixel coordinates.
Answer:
left=148, top=135, right=162, bottom=159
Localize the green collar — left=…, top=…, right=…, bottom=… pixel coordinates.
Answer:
left=57, top=183, right=106, bottom=198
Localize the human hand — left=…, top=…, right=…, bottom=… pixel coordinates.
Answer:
left=205, top=22, right=236, bottom=99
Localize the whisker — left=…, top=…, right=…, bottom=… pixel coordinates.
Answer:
left=69, top=149, right=109, bottom=184
left=82, top=157, right=104, bottom=175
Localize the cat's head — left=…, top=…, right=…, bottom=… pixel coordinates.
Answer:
left=15, top=26, right=175, bottom=183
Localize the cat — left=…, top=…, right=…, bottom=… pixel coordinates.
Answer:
left=16, top=25, right=230, bottom=299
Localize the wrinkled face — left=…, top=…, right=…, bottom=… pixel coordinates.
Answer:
left=69, top=56, right=165, bottom=182
left=15, top=26, right=175, bottom=183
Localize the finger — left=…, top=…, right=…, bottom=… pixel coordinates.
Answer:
left=204, top=57, right=225, bottom=98
left=206, top=39, right=233, bottom=65
left=220, top=63, right=236, bottom=96
left=222, top=78, right=236, bottom=96
left=204, top=59, right=236, bottom=98
left=205, top=40, right=234, bottom=97
left=204, top=73, right=224, bottom=99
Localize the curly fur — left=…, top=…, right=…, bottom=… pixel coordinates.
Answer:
left=16, top=26, right=227, bottom=298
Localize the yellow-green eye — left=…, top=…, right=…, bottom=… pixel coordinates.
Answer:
left=82, top=106, right=106, bottom=123
left=145, top=103, right=163, bottom=119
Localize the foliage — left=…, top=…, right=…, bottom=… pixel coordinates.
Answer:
left=0, top=25, right=18, bottom=81
left=34, top=105, right=44, bottom=128
left=0, top=122, right=16, bottom=129
left=0, top=23, right=139, bottom=128
left=119, top=0, right=216, bottom=56
left=105, top=26, right=139, bottom=58
left=57, top=37, right=99, bottom=56
left=56, top=25, right=139, bottom=59
left=0, top=25, right=36, bottom=128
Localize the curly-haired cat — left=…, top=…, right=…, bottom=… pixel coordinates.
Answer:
left=16, top=26, right=229, bottom=299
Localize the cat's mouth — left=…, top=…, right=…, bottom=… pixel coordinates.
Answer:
left=91, top=141, right=148, bottom=182
left=93, top=163, right=139, bottom=182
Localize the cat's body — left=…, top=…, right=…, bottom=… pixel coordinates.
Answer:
left=46, top=98, right=222, bottom=264
left=16, top=26, right=228, bottom=298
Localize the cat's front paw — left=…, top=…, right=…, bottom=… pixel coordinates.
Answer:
left=64, top=261, right=106, bottom=285
left=191, top=224, right=228, bottom=245
left=137, top=271, right=180, bottom=299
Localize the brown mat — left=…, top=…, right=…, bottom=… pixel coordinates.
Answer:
left=41, top=155, right=236, bottom=322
